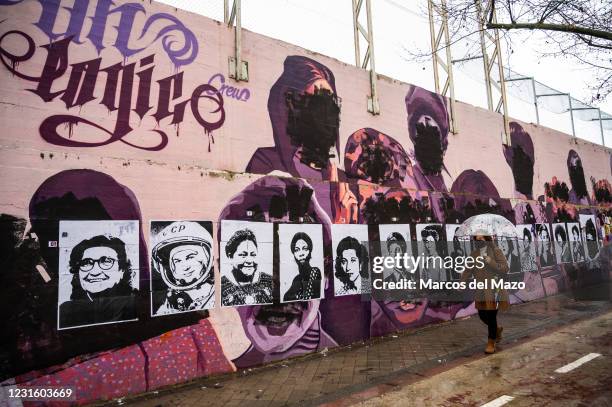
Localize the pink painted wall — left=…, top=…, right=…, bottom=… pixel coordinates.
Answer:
left=0, top=0, right=610, bottom=404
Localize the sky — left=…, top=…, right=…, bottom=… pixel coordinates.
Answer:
left=156, top=0, right=610, bottom=146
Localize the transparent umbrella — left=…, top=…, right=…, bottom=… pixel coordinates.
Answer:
left=455, top=214, right=517, bottom=239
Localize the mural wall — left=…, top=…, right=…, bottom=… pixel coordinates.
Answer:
left=0, top=0, right=610, bottom=404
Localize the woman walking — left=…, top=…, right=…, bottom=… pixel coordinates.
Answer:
left=462, top=235, right=510, bottom=354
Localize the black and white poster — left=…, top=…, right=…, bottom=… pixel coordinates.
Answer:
left=58, top=220, right=139, bottom=330
left=516, top=224, right=537, bottom=272
left=278, top=223, right=324, bottom=302
left=378, top=224, right=413, bottom=283
left=446, top=224, right=470, bottom=279
left=332, top=224, right=370, bottom=296
left=497, top=237, right=522, bottom=274
left=150, top=221, right=215, bottom=316
left=579, top=214, right=600, bottom=260
left=552, top=223, right=572, bottom=264
left=535, top=223, right=555, bottom=268
left=220, top=220, right=273, bottom=307
left=567, top=222, right=585, bottom=263
left=415, top=223, right=447, bottom=282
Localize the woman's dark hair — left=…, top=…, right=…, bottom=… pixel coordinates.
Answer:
left=522, top=228, right=532, bottom=241
left=472, top=235, right=493, bottom=242
left=554, top=225, right=567, bottom=242
left=500, top=237, right=515, bottom=253
left=225, top=228, right=257, bottom=258
left=335, top=236, right=369, bottom=290
left=537, top=224, right=550, bottom=239
left=386, top=232, right=407, bottom=253
left=571, top=225, right=580, bottom=237
left=291, top=232, right=313, bottom=252
left=584, top=219, right=596, bottom=240
left=584, top=219, right=598, bottom=258
left=68, top=235, right=133, bottom=300
left=421, top=225, right=442, bottom=241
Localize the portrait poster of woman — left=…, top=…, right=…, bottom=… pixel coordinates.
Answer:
left=552, top=223, right=572, bottom=264
left=220, top=220, right=274, bottom=307
left=567, top=222, right=586, bottom=262
left=378, top=224, right=413, bottom=283
left=332, top=224, right=370, bottom=297
left=57, top=220, right=139, bottom=330
left=516, top=224, right=538, bottom=273
left=278, top=223, right=325, bottom=303
left=579, top=214, right=600, bottom=261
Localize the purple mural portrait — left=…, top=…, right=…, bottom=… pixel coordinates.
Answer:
left=246, top=55, right=341, bottom=180
left=450, top=169, right=514, bottom=222
left=218, top=175, right=338, bottom=367
left=1, top=169, right=207, bottom=379
left=405, top=86, right=450, bottom=192
left=567, top=150, right=591, bottom=206
left=344, top=127, right=418, bottom=190
left=503, top=122, right=546, bottom=224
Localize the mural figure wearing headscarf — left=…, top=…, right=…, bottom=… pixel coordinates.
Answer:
left=567, top=150, right=591, bottom=206
left=245, top=55, right=357, bottom=223
left=502, top=122, right=546, bottom=224
left=6, top=170, right=232, bottom=402
left=218, top=176, right=339, bottom=367
left=450, top=169, right=545, bottom=303
left=342, top=127, right=434, bottom=336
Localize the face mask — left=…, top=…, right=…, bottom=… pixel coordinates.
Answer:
left=474, top=240, right=487, bottom=249
left=286, top=88, right=340, bottom=169
left=354, top=142, right=394, bottom=184
left=568, top=161, right=588, bottom=199
left=512, top=146, right=534, bottom=196
left=413, top=121, right=444, bottom=175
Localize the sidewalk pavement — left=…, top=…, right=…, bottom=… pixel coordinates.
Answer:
left=114, top=285, right=611, bottom=407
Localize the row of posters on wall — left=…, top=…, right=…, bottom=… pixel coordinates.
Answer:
left=57, top=216, right=601, bottom=330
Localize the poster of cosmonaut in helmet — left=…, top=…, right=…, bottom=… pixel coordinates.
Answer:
left=150, top=221, right=215, bottom=316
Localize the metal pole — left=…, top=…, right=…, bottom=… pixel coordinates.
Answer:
left=531, top=78, right=540, bottom=125
left=428, top=0, right=440, bottom=94
left=352, top=0, right=361, bottom=67
left=476, top=0, right=494, bottom=110
left=224, top=0, right=229, bottom=24
left=568, top=95, right=576, bottom=138
left=493, top=21, right=510, bottom=142
left=441, top=0, right=456, bottom=134
left=365, top=0, right=379, bottom=114
left=235, top=0, right=243, bottom=80
left=598, top=108, right=605, bottom=146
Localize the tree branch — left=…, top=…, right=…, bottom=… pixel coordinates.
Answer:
left=486, top=21, right=612, bottom=41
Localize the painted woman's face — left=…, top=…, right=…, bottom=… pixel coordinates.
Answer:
left=292, top=239, right=311, bottom=265
left=78, top=246, right=122, bottom=294
left=499, top=239, right=510, bottom=256
left=388, top=242, right=404, bottom=258
left=170, top=244, right=208, bottom=284
left=341, top=249, right=361, bottom=282
left=424, top=235, right=437, bottom=253
left=231, top=240, right=258, bottom=277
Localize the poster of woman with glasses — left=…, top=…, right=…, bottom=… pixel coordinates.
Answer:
left=57, top=220, right=139, bottom=330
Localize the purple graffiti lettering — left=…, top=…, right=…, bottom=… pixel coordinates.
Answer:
left=7, top=0, right=199, bottom=67
left=34, top=0, right=88, bottom=44
left=140, top=13, right=198, bottom=67
left=207, top=73, right=251, bottom=102
left=109, top=3, right=147, bottom=59
left=0, top=30, right=225, bottom=151
left=191, top=84, right=225, bottom=132
left=0, top=30, right=37, bottom=81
